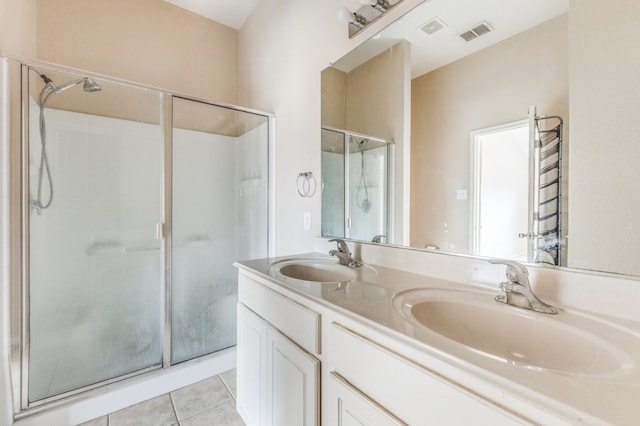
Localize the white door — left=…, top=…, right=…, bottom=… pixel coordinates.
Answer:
left=236, top=303, right=268, bottom=426
left=267, top=327, right=320, bottom=426
left=237, top=303, right=319, bottom=426
left=471, top=120, right=529, bottom=260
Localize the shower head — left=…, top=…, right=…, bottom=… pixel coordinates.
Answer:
left=37, top=75, right=102, bottom=108
left=53, top=77, right=102, bottom=94
left=83, top=78, right=102, bottom=92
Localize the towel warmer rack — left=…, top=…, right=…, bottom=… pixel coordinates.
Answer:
left=529, top=112, right=563, bottom=265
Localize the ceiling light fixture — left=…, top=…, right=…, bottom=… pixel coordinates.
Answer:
left=337, top=7, right=366, bottom=29
left=359, top=0, right=390, bottom=13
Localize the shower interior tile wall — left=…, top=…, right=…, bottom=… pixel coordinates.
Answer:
left=26, top=102, right=268, bottom=399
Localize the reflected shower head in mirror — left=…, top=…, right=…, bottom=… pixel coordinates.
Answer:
left=31, top=69, right=103, bottom=213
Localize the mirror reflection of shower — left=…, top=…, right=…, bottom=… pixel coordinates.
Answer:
left=352, top=136, right=371, bottom=213
left=31, top=68, right=102, bottom=213
left=321, top=127, right=391, bottom=242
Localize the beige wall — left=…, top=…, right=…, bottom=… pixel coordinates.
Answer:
left=322, top=41, right=411, bottom=140
left=36, top=0, right=238, bottom=103
left=568, top=0, right=640, bottom=275
left=321, top=66, right=347, bottom=130
left=410, top=15, right=568, bottom=252
left=345, top=41, right=409, bottom=141
left=238, top=0, right=422, bottom=255
left=8, top=0, right=425, bottom=257
left=0, top=0, right=37, bottom=58
left=346, top=41, right=411, bottom=243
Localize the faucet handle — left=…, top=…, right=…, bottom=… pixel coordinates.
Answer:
left=490, top=259, right=557, bottom=314
left=488, top=259, right=529, bottom=283
left=329, top=238, right=350, bottom=254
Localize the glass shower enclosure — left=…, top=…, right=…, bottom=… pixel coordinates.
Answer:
left=321, top=127, right=390, bottom=242
left=15, top=62, right=270, bottom=409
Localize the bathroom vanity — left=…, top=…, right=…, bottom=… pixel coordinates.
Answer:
left=234, top=243, right=640, bottom=425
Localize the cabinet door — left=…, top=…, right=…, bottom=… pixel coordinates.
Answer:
left=327, top=372, right=406, bottom=426
left=267, top=327, right=320, bottom=426
left=237, top=303, right=268, bottom=426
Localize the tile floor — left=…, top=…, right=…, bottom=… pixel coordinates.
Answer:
left=79, top=369, right=244, bottom=426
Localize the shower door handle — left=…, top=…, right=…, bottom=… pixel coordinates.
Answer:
left=156, top=223, right=165, bottom=239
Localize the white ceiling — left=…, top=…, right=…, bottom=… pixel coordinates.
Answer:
left=162, top=0, right=259, bottom=29
left=333, top=0, right=569, bottom=78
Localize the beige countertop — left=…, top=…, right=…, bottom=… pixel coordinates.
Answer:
left=236, top=253, right=640, bottom=425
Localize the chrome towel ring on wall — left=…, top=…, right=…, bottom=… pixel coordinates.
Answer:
left=297, top=172, right=317, bottom=197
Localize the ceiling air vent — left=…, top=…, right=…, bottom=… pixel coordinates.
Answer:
left=420, top=17, right=447, bottom=35
left=459, top=21, right=493, bottom=42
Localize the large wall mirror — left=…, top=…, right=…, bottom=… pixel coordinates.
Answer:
left=321, top=0, right=640, bottom=278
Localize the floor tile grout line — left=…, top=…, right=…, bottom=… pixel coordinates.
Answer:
left=218, top=374, right=234, bottom=400
left=170, top=374, right=236, bottom=424
left=169, top=391, right=181, bottom=423
left=179, top=397, right=238, bottom=425
left=172, top=387, right=234, bottom=423
left=81, top=370, right=238, bottom=426
left=219, top=372, right=236, bottom=400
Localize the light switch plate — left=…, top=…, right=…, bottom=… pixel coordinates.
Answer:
left=304, top=211, right=311, bottom=230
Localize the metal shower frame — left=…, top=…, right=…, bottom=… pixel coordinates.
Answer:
left=6, top=57, right=276, bottom=417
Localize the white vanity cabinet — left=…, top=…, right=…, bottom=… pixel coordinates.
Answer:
left=236, top=274, right=320, bottom=426
left=326, top=322, right=523, bottom=425
left=236, top=267, right=526, bottom=426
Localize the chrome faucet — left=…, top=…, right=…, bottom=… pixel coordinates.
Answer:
left=329, top=239, right=361, bottom=267
left=371, top=234, right=386, bottom=243
left=489, top=260, right=557, bottom=314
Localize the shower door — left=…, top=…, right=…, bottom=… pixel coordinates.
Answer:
left=18, top=62, right=271, bottom=410
left=171, top=97, right=269, bottom=364
left=26, top=68, right=164, bottom=403
left=321, top=128, right=346, bottom=238
left=347, top=135, right=389, bottom=241
left=321, top=128, right=389, bottom=242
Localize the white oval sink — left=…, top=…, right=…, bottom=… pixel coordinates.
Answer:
left=270, top=258, right=357, bottom=283
left=393, top=288, right=636, bottom=376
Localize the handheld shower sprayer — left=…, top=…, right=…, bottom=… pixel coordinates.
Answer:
left=38, top=72, right=102, bottom=97
left=32, top=69, right=102, bottom=213
left=352, top=137, right=371, bottom=213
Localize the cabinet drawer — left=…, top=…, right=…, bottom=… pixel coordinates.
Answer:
left=330, top=323, right=523, bottom=425
left=328, top=372, right=406, bottom=426
left=239, top=273, right=320, bottom=355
